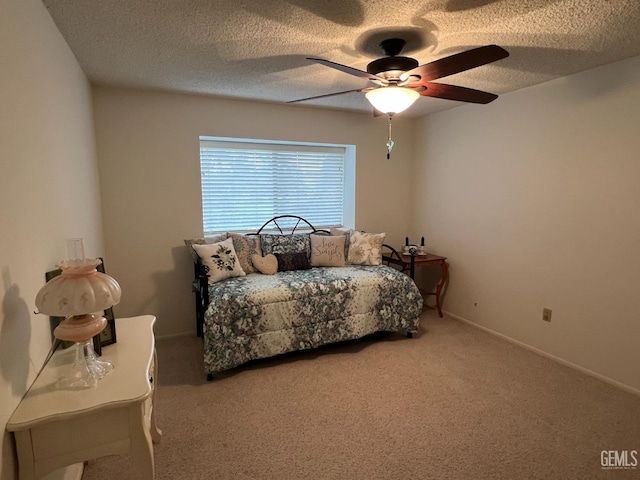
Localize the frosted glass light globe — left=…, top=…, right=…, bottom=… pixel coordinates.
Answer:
left=365, top=86, right=420, bottom=114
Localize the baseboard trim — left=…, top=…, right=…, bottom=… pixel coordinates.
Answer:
left=444, top=311, right=640, bottom=397
left=156, top=330, right=194, bottom=340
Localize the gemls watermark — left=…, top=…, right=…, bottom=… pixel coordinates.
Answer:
left=601, top=450, right=638, bottom=470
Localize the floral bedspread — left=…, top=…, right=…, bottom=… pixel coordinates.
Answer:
left=203, top=265, right=423, bottom=374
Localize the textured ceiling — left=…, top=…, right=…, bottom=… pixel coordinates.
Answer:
left=43, top=0, right=640, bottom=117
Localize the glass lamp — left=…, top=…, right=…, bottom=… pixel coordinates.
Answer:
left=365, top=86, right=420, bottom=115
left=35, top=239, right=121, bottom=388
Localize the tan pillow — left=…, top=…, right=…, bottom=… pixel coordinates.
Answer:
left=251, top=254, right=278, bottom=275
left=310, top=234, right=346, bottom=267
left=228, top=232, right=262, bottom=274
left=184, top=233, right=227, bottom=248
left=330, top=227, right=354, bottom=262
left=347, top=231, right=386, bottom=266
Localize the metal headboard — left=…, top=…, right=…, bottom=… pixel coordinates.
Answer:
left=254, top=215, right=329, bottom=235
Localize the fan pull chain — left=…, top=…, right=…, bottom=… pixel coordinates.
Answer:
left=386, top=115, right=394, bottom=160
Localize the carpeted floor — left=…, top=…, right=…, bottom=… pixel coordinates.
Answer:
left=82, top=310, right=640, bottom=480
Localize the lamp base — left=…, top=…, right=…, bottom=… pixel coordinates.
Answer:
left=56, top=340, right=113, bottom=389
left=53, top=314, right=113, bottom=389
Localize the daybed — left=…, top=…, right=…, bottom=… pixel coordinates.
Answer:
left=187, top=216, right=423, bottom=379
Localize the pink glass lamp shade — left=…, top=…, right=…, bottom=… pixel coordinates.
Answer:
left=35, top=257, right=121, bottom=388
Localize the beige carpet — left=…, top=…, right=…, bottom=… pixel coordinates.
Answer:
left=82, top=310, right=640, bottom=480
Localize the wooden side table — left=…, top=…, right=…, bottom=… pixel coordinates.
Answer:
left=6, top=315, right=162, bottom=480
left=383, top=251, right=449, bottom=317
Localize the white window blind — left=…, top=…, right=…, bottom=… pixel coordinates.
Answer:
left=200, top=139, right=346, bottom=233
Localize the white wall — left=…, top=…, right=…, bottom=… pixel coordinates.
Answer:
left=413, top=54, right=640, bottom=392
left=0, top=0, right=104, bottom=477
left=92, top=88, right=416, bottom=337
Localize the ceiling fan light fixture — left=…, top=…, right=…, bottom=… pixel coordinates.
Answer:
left=365, top=86, right=420, bottom=114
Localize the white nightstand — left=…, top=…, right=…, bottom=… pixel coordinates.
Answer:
left=6, top=315, right=162, bottom=480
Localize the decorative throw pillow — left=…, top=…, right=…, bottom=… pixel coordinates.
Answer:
left=192, top=238, right=246, bottom=284
left=228, top=233, right=262, bottom=274
left=184, top=233, right=227, bottom=260
left=274, top=252, right=311, bottom=272
left=251, top=254, right=278, bottom=275
left=310, top=234, right=346, bottom=267
left=347, top=230, right=386, bottom=266
left=260, top=233, right=311, bottom=258
left=330, top=227, right=354, bottom=262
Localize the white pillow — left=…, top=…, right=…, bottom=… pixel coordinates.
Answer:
left=184, top=233, right=228, bottom=260
left=192, top=237, right=246, bottom=285
left=347, top=231, right=386, bottom=266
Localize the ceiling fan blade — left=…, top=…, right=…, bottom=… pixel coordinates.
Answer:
left=417, top=82, right=498, bottom=104
left=307, top=57, right=386, bottom=83
left=288, top=88, right=371, bottom=104
left=402, top=45, right=509, bottom=82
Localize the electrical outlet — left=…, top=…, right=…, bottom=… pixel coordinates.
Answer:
left=542, top=308, right=552, bottom=322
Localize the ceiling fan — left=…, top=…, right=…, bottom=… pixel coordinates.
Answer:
left=289, top=38, right=509, bottom=115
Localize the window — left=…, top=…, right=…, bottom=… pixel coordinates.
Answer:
left=199, top=137, right=355, bottom=233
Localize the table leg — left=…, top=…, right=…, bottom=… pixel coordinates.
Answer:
left=14, top=431, right=36, bottom=480
left=150, top=351, right=163, bottom=444
left=129, top=404, right=155, bottom=480
left=434, top=260, right=449, bottom=317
